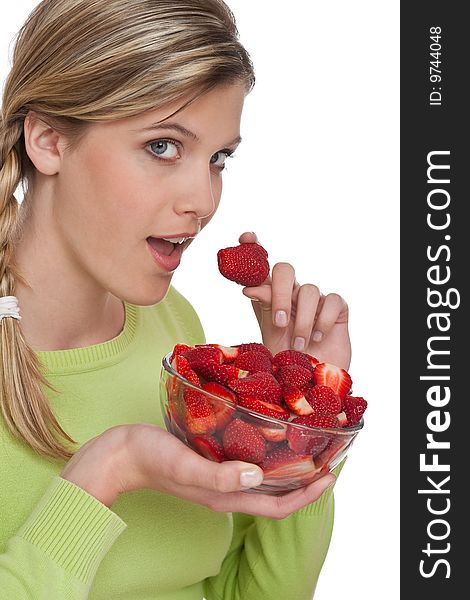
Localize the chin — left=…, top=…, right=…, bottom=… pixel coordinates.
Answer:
left=114, top=279, right=173, bottom=307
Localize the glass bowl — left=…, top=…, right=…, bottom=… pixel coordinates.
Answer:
left=160, top=351, right=363, bottom=495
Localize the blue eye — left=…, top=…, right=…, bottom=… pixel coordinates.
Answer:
left=210, top=150, right=233, bottom=170
left=149, top=140, right=179, bottom=160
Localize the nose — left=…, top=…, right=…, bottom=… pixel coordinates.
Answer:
left=174, top=162, right=217, bottom=221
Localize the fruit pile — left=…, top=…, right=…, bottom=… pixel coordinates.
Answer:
left=164, top=342, right=367, bottom=483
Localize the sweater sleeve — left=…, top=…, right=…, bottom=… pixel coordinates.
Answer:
left=203, top=460, right=346, bottom=600
left=0, top=476, right=127, bottom=599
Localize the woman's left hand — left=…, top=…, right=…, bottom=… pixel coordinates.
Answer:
left=239, top=232, right=351, bottom=370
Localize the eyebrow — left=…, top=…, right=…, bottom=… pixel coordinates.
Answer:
left=140, top=121, right=242, bottom=147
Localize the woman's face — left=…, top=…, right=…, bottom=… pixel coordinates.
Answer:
left=53, top=83, right=246, bottom=305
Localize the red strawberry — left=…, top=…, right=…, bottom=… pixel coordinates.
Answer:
left=256, top=422, right=288, bottom=442
left=185, top=345, right=223, bottom=370
left=202, top=382, right=237, bottom=430
left=234, top=350, right=273, bottom=374
left=202, top=343, right=239, bottom=362
left=287, top=414, right=339, bottom=456
left=260, top=445, right=317, bottom=480
left=236, top=342, right=273, bottom=359
left=222, top=419, right=266, bottom=464
left=282, top=384, right=314, bottom=416
left=305, top=354, right=320, bottom=369
left=197, top=362, right=248, bottom=385
left=229, top=372, right=282, bottom=404
left=306, top=385, right=342, bottom=415
left=342, top=396, right=367, bottom=425
left=191, top=435, right=226, bottom=463
left=276, top=364, right=312, bottom=387
left=171, top=355, right=200, bottom=386
left=169, top=343, right=193, bottom=362
left=217, top=243, right=270, bottom=287
left=312, top=362, right=352, bottom=400
left=272, top=350, right=315, bottom=373
left=237, top=396, right=291, bottom=420
left=182, top=388, right=216, bottom=435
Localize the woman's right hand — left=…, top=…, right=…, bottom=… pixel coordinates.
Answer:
left=60, top=424, right=336, bottom=519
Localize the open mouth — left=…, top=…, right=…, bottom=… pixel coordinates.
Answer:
left=146, top=236, right=194, bottom=256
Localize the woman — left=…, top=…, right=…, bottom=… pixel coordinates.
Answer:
left=0, top=1, right=350, bottom=598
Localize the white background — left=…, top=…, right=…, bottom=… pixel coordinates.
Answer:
left=1, top=1, right=399, bottom=598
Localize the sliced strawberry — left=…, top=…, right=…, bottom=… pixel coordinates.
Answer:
left=276, top=364, right=313, bottom=387
left=287, top=414, right=339, bottom=456
left=182, top=388, right=216, bottom=435
left=342, top=396, right=367, bottom=425
left=260, top=445, right=317, bottom=480
left=336, top=411, right=348, bottom=427
left=202, top=382, right=237, bottom=430
left=169, top=343, right=193, bottom=363
left=184, top=345, right=224, bottom=371
left=312, top=362, right=352, bottom=400
left=217, top=242, right=270, bottom=287
left=282, top=384, right=315, bottom=416
left=237, top=396, right=291, bottom=420
left=203, top=344, right=240, bottom=362
left=256, top=422, right=288, bottom=442
left=222, top=418, right=266, bottom=464
left=229, top=372, right=282, bottom=404
left=272, top=350, right=315, bottom=373
left=171, top=355, right=201, bottom=386
left=191, top=435, right=226, bottom=463
left=306, top=385, right=342, bottom=415
left=234, top=350, right=273, bottom=374
left=197, top=362, right=248, bottom=385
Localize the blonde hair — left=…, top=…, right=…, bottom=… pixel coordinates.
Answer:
left=0, top=0, right=255, bottom=461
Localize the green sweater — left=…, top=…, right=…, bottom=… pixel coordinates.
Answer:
left=0, top=286, right=342, bottom=599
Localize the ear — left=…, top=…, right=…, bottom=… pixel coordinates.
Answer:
left=23, top=111, right=63, bottom=176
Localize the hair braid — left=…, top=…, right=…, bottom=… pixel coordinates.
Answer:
left=0, top=116, right=76, bottom=460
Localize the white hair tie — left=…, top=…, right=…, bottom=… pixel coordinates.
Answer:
left=0, top=296, right=22, bottom=322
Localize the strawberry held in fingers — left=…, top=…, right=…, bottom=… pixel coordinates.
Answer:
left=217, top=242, right=270, bottom=286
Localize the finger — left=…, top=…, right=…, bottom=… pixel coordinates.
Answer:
left=310, top=293, right=348, bottom=342
left=242, top=283, right=272, bottom=309
left=290, top=284, right=321, bottom=351
left=205, top=473, right=337, bottom=518
left=271, top=262, right=296, bottom=327
left=170, top=441, right=264, bottom=493
left=238, top=231, right=259, bottom=244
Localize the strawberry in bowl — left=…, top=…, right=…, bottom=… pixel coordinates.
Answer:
left=159, top=342, right=366, bottom=495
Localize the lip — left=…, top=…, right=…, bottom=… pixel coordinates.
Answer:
left=147, top=239, right=183, bottom=272
left=154, top=232, right=199, bottom=239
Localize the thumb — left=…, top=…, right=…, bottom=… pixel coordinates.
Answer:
left=183, top=452, right=264, bottom=493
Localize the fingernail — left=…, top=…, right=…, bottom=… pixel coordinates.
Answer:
left=240, top=468, right=264, bottom=488
left=275, top=310, right=288, bottom=327
left=293, top=336, right=305, bottom=351
left=312, top=330, right=323, bottom=342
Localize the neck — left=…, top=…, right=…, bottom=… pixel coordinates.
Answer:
left=11, top=195, right=125, bottom=352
